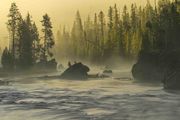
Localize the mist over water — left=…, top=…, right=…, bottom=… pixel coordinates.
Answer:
left=0, top=65, right=180, bottom=120
left=0, top=0, right=180, bottom=120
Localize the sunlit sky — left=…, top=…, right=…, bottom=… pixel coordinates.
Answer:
left=0, top=0, right=154, bottom=48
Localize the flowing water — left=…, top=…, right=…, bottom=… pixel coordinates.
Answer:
left=0, top=69, right=180, bottom=120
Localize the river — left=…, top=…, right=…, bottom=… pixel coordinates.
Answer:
left=0, top=69, right=180, bottom=120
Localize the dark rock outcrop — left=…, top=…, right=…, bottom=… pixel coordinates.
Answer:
left=60, top=62, right=90, bottom=80
left=0, top=80, right=9, bottom=85
left=103, top=70, right=113, bottom=74
left=132, top=51, right=162, bottom=82
left=132, top=50, right=180, bottom=89
left=162, top=51, right=180, bottom=89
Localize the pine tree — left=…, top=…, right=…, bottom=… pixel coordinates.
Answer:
left=7, top=2, right=22, bottom=68
left=113, top=4, right=120, bottom=56
left=61, top=26, right=71, bottom=58
left=130, top=3, right=141, bottom=57
left=31, top=22, right=40, bottom=63
left=1, top=47, right=13, bottom=70
left=105, top=6, right=114, bottom=57
left=92, top=13, right=99, bottom=60
left=84, top=15, right=93, bottom=59
left=98, top=11, right=106, bottom=57
left=131, top=4, right=138, bottom=31
left=71, top=11, right=84, bottom=59
left=41, top=14, right=55, bottom=62
left=122, top=5, right=131, bottom=57
left=18, top=19, right=33, bottom=69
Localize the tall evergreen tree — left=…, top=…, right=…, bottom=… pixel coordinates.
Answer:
left=7, top=2, right=22, bottom=68
left=18, top=19, right=33, bottom=69
left=1, top=47, right=13, bottom=70
left=105, top=6, right=114, bottom=57
left=122, top=5, right=131, bottom=57
left=31, top=22, right=40, bottom=63
left=98, top=11, right=106, bottom=57
left=41, top=14, right=55, bottom=62
left=84, top=15, right=93, bottom=58
left=113, top=4, right=120, bottom=55
left=71, top=11, right=84, bottom=58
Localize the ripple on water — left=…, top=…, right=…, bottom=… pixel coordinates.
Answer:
left=83, top=108, right=116, bottom=116
left=0, top=72, right=180, bottom=120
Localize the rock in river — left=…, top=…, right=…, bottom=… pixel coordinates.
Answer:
left=60, top=62, right=90, bottom=80
left=132, top=50, right=180, bottom=90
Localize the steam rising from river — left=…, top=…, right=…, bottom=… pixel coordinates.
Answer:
left=0, top=66, right=180, bottom=120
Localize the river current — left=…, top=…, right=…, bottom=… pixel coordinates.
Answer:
left=0, top=69, right=180, bottom=120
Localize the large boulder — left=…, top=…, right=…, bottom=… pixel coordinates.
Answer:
left=162, top=51, right=180, bottom=89
left=132, top=51, right=163, bottom=81
left=103, top=70, right=113, bottom=74
left=132, top=50, right=180, bottom=90
left=60, top=62, right=90, bottom=80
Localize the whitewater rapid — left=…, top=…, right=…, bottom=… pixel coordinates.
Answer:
left=0, top=70, right=180, bottom=120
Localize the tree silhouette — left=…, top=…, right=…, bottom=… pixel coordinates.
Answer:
left=41, top=14, right=55, bottom=62
left=7, top=2, right=22, bottom=68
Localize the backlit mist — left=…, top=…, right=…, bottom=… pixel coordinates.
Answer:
left=0, top=0, right=154, bottom=48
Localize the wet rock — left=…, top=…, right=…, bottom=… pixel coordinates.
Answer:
left=103, top=70, right=113, bottom=74
left=132, top=50, right=180, bottom=90
left=163, top=69, right=180, bottom=90
left=113, top=77, right=133, bottom=80
left=0, top=80, right=9, bottom=85
left=162, top=51, right=180, bottom=90
left=88, top=73, right=110, bottom=79
left=60, top=62, right=90, bottom=80
left=132, top=51, right=162, bottom=82
left=57, top=64, right=64, bottom=72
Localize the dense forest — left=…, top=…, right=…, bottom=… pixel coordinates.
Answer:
left=1, top=3, right=56, bottom=71
left=130, top=0, right=180, bottom=89
left=56, top=0, right=180, bottom=64
left=1, top=0, right=180, bottom=71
